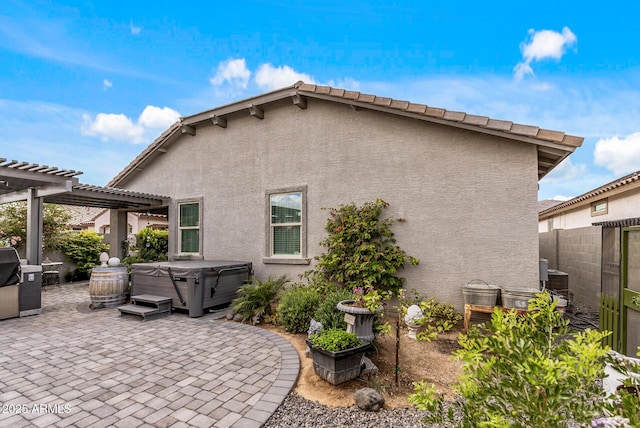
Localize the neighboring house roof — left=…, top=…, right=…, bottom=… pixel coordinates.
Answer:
left=64, top=206, right=104, bottom=228
left=109, top=81, right=584, bottom=187
left=539, top=170, right=640, bottom=220
left=538, top=199, right=565, bottom=213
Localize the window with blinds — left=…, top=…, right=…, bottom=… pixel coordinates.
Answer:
left=270, top=192, right=302, bottom=256
left=179, top=202, right=200, bottom=254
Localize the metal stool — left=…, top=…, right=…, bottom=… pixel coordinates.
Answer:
left=42, top=270, right=60, bottom=289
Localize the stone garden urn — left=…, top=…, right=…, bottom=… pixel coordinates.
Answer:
left=337, top=299, right=376, bottom=343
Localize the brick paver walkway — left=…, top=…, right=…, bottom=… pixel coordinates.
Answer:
left=0, top=282, right=299, bottom=427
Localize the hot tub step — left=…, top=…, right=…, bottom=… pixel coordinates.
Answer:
left=117, top=295, right=172, bottom=321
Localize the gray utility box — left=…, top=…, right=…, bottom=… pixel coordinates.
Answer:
left=130, top=260, right=252, bottom=317
left=20, top=265, right=42, bottom=317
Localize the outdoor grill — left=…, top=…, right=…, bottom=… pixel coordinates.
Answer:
left=0, top=247, right=43, bottom=320
left=0, top=247, right=22, bottom=320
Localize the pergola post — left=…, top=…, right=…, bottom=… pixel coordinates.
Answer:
left=26, top=188, right=44, bottom=265
left=108, top=209, right=128, bottom=260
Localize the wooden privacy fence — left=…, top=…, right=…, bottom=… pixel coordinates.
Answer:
left=600, top=293, right=620, bottom=351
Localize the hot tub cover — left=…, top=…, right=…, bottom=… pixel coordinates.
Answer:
left=0, top=247, right=21, bottom=287
left=130, top=260, right=252, bottom=278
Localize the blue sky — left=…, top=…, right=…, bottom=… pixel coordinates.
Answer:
left=2, top=1, right=639, bottom=201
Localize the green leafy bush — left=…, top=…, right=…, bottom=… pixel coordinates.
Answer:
left=308, top=329, right=364, bottom=352
left=58, top=231, right=109, bottom=274
left=277, top=286, right=321, bottom=333
left=305, top=199, right=418, bottom=294
left=125, top=227, right=169, bottom=263
left=409, top=292, right=610, bottom=427
left=398, top=289, right=461, bottom=342
left=0, top=202, right=71, bottom=251
left=232, top=275, right=288, bottom=324
left=603, top=348, right=640, bottom=425
left=313, top=288, right=353, bottom=330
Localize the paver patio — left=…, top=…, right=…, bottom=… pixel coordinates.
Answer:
left=0, top=282, right=299, bottom=427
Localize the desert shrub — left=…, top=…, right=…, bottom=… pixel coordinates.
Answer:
left=277, top=286, right=321, bottom=333
left=231, top=275, right=288, bottom=324
left=409, top=292, right=610, bottom=427
left=313, top=288, right=353, bottom=330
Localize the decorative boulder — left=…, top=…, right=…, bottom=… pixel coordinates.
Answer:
left=354, top=388, right=385, bottom=412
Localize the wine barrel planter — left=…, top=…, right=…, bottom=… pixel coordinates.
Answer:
left=89, top=266, right=129, bottom=309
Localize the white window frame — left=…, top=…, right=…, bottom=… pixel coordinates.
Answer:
left=264, top=186, right=309, bottom=265
left=591, top=199, right=608, bottom=217
left=177, top=199, right=202, bottom=255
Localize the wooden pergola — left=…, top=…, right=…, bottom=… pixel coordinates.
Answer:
left=0, top=158, right=169, bottom=265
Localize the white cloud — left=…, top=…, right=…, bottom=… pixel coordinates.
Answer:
left=254, top=63, right=314, bottom=90
left=552, top=195, right=572, bottom=201
left=130, top=22, right=141, bottom=35
left=594, top=132, right=640, bottom=175
left=514, top=27, right=577, bottom=81
left=103, top=79, right=112, bottom=90
left=138, top=106, right=181, bottom=129
left=209, top=58, right=251, bottom=89
left=82, top=113, right=145, bottom=143
left=81, top=104, right=181, bottom=144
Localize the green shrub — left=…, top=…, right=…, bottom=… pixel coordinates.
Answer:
left=135, top=227, right=168, bottom=262
left=397, top=289, right=461, bottom=342
left=308, top=329, right=364, bottom=352
left=231, top=275, right=288, bottom=324
left=58, top=231, right=109, bottom=274
left=409, top=292, right=610, bottom=427
left=313, top=288, right=353, bottom=330
left=277, top=286, right=321, bottom=333
left=305, top=199, right=418, bottom=293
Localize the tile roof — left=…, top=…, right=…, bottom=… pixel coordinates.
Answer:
left=539, top=171, right=640, bottom=218
left=295, top=82, right=583, bottom=149
left=109, top=81, right=584, bottom=187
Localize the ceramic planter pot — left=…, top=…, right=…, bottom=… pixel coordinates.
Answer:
left=305, top=339, right=370, bottom=385
left=336, top=299, right=376, bottom=343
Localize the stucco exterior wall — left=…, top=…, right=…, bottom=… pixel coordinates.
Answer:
left=120, top=98, right=540, bottom=310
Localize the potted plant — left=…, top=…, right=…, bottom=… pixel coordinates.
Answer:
left=306, top=329, right=370, bottom=385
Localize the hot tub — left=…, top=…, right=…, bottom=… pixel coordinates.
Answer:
left=130, top=260, right=252, bottom=317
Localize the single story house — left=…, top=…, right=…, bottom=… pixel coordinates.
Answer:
left=108, top=81, right=583, bottom=310
left=63, top=206, right=167, bottom=234
left=539, top=171, right=640, bottom=355
left=539, top=171, right=640, bottom=232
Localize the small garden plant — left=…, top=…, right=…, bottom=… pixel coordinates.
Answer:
left=231, top=275, right=288, bottom=324
left=308, top=329, right=364, bottom=352
left=399, top=289, right=461, bottom=342
left=409, top=292, right=611, bottom=427
left=277, top=285, right=321, bottom=333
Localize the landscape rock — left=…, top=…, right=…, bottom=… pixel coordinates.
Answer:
left=354, top=388, right=385, bottom=412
